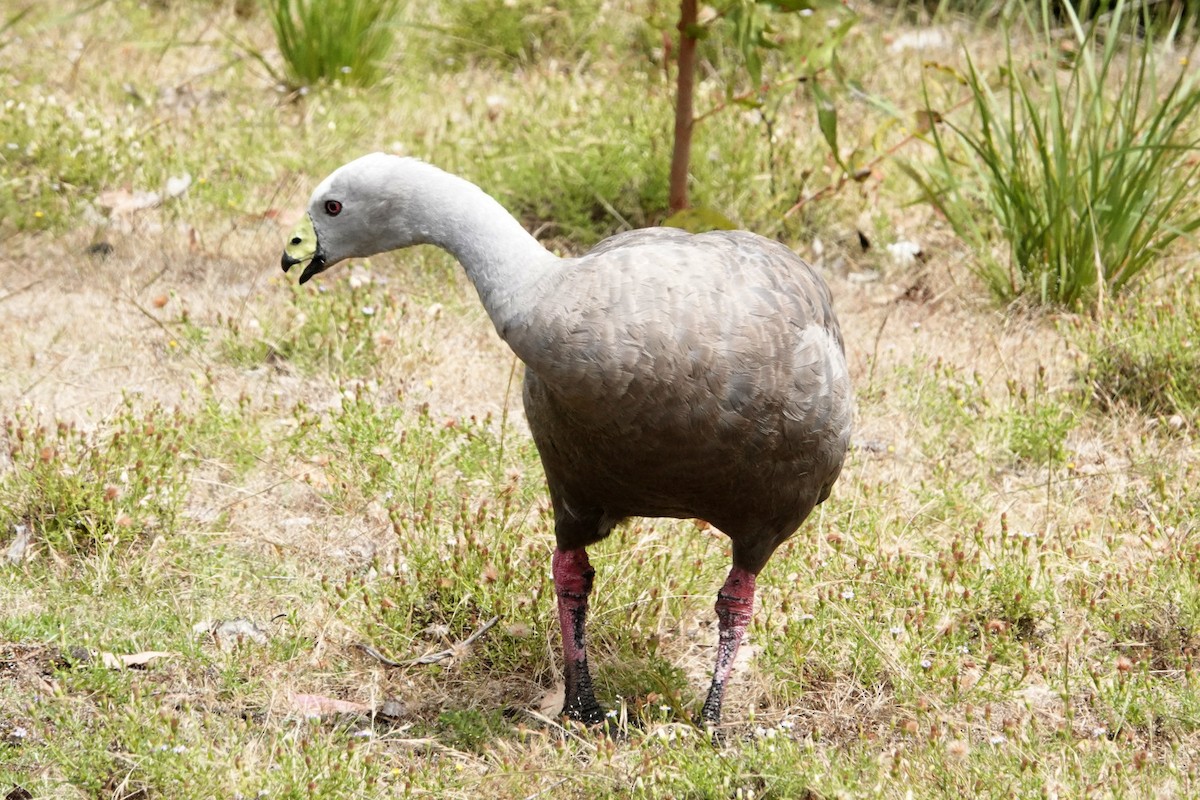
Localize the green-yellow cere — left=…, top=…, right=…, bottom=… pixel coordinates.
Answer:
left=284, top=214, right=317, bottom=264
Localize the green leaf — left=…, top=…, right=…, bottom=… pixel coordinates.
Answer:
left=845, top=79, right=905, bottom=121
left=801, top=14, right=856, bottom=74
left=810, top=79, right=844, bottom=170
left=744, top=47, right=763, bottom=87
left=727, top=2, right=766, bottom=86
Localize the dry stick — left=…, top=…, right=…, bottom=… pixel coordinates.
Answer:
left=0, top=277, right=44, bottom=305
left=354, top=642, right=407, bottom=668
left=691, top=73, right=810, bottom=126
left=865, top=302, right=896, bottom=397
left=522, top=779, right=573, bottom=800
left=497, top=354, right=520, bottom=475
left=408, top=615, right=500, bottom=664
left=17, top=353, right=69, bottom=400
left=521, top=709, right=598, bottom=751
left=356, top=615, right=501, bottom=668
left=784, top=128, right=925, bottom=218
left=668, top=0, right=698, bottom=214
left=123, top=291, right=213, bottom=375
left=784, top=93, right=976, bottom=218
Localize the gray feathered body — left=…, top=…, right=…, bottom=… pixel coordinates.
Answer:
left=504, top=229, right=853, bottom=574
left=288, top=156, right=855, bottom=726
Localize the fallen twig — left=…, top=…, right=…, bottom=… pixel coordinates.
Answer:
left=356, top=615, right=501, bottom=667
left=354, top=641, right=406, bottom=668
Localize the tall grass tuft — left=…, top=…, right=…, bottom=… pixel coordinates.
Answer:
left=266, top=0, right=402, bottom=88
left=1072, top=274, right=1200, bottom=417
left=906, top=0, right=1200, bottom=310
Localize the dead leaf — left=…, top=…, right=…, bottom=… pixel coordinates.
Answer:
left=99, top=650, right=175, bottom=670
left=6, top=523, right=31, bottom=565
left=537, top=683, right=565, bottom=717
left=194, top=618, right=270, bottom=651
left=915, top=109, right=942, bottom=134
left=97, top=188, right=161, bottom=217
left=288, top=693, right=371, bottom=717
left=377, top=698, right=406, bottom=719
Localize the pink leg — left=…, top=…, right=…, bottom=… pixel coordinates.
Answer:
left=701, top=566, right=757, bottom=725
left=552, top=547, right=605, bottom=723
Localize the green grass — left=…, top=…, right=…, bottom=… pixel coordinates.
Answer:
left=435, top=0, right=608, bottom=68
left=265, top=0, right=404, bottom=88
left=2, top=370, right=1196, bottom=794
left=906, top=0, right=1200, bottom=309
left=1073, top=274, right=1200, bottom=417
left=2, top=398, right=196, bottom=554
left=2, top=1, right=1200, bottom=798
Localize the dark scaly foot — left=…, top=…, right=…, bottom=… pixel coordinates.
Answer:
left=700, top=566, right=757, bottom=729
left=553, top=547, right=606, bottom=725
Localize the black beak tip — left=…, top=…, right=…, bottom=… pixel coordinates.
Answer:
left=281, top=253, right=300, bottom=273
left=298, top=254, right=327, bottom=285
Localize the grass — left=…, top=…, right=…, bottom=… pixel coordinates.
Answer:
left=906, top=0, right=1200, bottom=310
left=1, top=1, right=1199, bottom=798
left=1072, top=273, right=1200, bottom=417
left=265, top=0, right=404, bottom=88
left=434, top=0, right=608, bottom=68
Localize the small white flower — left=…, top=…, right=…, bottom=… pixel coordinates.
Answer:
left=778, top=719, right=794, bottom=730
left=606, top=709, right=618, bottom=718
left=172, top=744, right=187, bottom=754
left=1019, top=530, right=1036, bottom=539
left=889, top=625, right=904, bottom=637
left=1093, top=727, right=1107, bottom=738
left=989, top=734, right=1007, bottom=745
left=841, top=588, right=855, bottom=601
left=340, top=66, right=352, bottom=74
left=659, top=705, right=671, bottom=713
left=958, top=645, right=969, bottom=654
left=361, top=305, right=375, bottom=316
left=920, top=658, right=932, bottom=669
left=11, top=726, right=27, bottom=738
left=352, top=729, right=373, bottom=738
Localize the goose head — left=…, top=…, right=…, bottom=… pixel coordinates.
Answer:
left=281, top=153, right=426, bottom=284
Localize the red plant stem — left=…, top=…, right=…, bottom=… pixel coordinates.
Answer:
left=669, top=0, right=698, bottom=214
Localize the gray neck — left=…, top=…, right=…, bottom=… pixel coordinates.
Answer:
left=408, top=166, right=558, bottom=335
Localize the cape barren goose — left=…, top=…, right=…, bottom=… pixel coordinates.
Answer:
left=281, top=153, right=853, bottom=727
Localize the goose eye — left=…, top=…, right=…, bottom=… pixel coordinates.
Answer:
left=324, top=200, right=343, bottom=216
